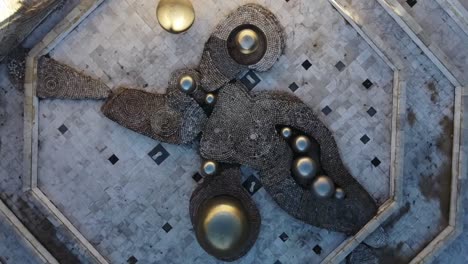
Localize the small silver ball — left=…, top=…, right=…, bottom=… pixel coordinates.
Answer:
left=335, top=188, right=345, bottom=199
left=202, top=161, right=218, bottom=176
left=292, top=157, right=318, bottom=187
left=292, top=135, right=311, bottom=153
left=205, top=93, right=216, bottom=105
left=280, top=127, right=293, bottom=139
left=179, top=75, right=196, bottom=93
left=312, top=176, right=335, bottom=198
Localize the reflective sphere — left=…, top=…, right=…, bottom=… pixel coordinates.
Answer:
left=235, top=29, right=259, bottom=55
left=280, top=127, right=293, bottom=139
left=196, top=196, right=250, bottom=255
left=156, top=0, right=195, bottom=34
left=292, top=157, right=318, bottom=187
left=202, top=161, right=218, bottom=176
left=335, top=188, right=345, bottom=199
left=205, top=93, right=216, bottom=105
left=179, top=75, right=196, bottom=93
left=313, top=176, right=335, bottom=198
left=292, top=135, right=311, bottom=153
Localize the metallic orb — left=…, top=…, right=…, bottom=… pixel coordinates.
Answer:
left=179, top=75, right=196, bottom=93
left=292, top=157, right=318, bottom=187
left=292, top=135, right=312, bottom=153
left=205, top=93, right=216, bottom=105
left=312, top=176, right=335, bottom=198
left=335, top=188, right=345, bottom=199
left=202, top=160, right=218, bottom=176
left=156, top=0, right=195, bottom=34
left=280, top=127, right=293, bottom=139
left=235, top=29, right=259, bottom=55
left=196, top=196, right=250, bottom=255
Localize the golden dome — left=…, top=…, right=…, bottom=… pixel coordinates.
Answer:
left=156, top=0, right=195, bottom=34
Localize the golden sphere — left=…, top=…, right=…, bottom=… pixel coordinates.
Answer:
left=292, top=135, right=311, bottom=153
left=205, top=93, right=216, bottom=105
left=292, top=157, right=318, bottom=187
left=196, top=196, right=250, bottom=254
left=313, top=176, right=335, bottom=198
left=156, top=0, right=195, bottom=34
left=179, top=75, right=196, bottom=93
left=280, top=127, right=293, bottom=139
left=235, top=29, right=259, bottom=55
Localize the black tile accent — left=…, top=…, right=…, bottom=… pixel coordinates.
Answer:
left=127, top=256, right=138, bottom=264
left=313, top=245, right=322, bottom=255
left=371, top=157, right=381, bottom=167
left=362, top=79, right=373, bottom=89
left=335, top=61, right=346, bottom=72
left=148, top=144, right=170, bottom=165
left=242, top=175, right=262, bottom=195
left=58, top=124, right=68, bottom=134
left=289, top=82, right=299, bottom=92
left=162, top=222, right=172, bottom=233
left=406, top=0, right=417, bottom=7
left=302, top=60, right=312, bottom=70
left=274, top=261, right=282, bottom=264
left=321, top=106, right=332, bottom=116
left=367, top=107, right=377, bottom=117
left=279, top=232, right=289, bottom=242
left=108, top=154, right=119, bottom=165
left=240, top=70, right=261, bottom=91
left=360, top=134, right=370, bottom=144
left=192, top=173, right=203, bottom=183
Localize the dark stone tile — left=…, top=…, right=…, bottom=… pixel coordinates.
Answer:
left=371, top=157, right=381, bottom=167
left=127, top=256, right=138, bottom=264
left=58, top=124, right=68, bottom=134
left=279, top=232, right=289, bottom=242
left=242, top=175, right=262, bottom=195
left=407, top=0, right=417, bottom=7
left=367, top=107, right=377, bottom=117
left=289, top=82, right=299, bottom=92
left=360, top=134, right=370, bottom=144
left=321, top=106, right=332, bottom=116
left=240, top=70, right=261, bottom=91
left=274, top=261, right=282, bottom=264
left=162, top=222, right=172, bottom=233
left=192, top=173, right=203, bottom=183
left=313, top=245, right=322, bottom=255
left=302, top=59, right=312, bottom=70
left=108, top=154, right=119, bottom=165
left=362, top=79, right=373, bottom=89
left=148, top=144, right=170, bottom=165
left=335, top=61, right=346, bottom=72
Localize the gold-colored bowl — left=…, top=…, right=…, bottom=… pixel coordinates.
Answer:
left=156, top=0, right=195, bottom=34
left=196, top=196, right=250, bottom=256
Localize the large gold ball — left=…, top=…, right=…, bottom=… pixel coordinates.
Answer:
left=196, top=196, right=250, bottom=255
left=312, top=176, right=335, bottom=198
left=292, top=157, right=318, bottom=187
left=179, top=75, right=196, bottom=93
left=156, top=0, right=195, bottom=34
left=235, top=29, right=259, bottom=55
left=292, top=135, right=312, bottom=153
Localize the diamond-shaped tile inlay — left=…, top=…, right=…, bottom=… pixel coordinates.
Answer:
left=406, top=0, right=417, bottom=7
left=108, top=154, right=119, bottom=165
left=302, top=59, right=312, bottom=70
left=240, top=70, right=261, bottom=91
left=367, top=107, right=377, bottom=117
left=242, top=175, right=262, bottom=195
left=322, top=106, right=332, bottom=116
left=371, top=157, right=381, bottom=167
left=162, top=223, right=172, bottom=233
left=335, top=61, right=346, bottom=72
left=148, top=144, right=170, bottom=165
left=192, top=173, right=203, bottom=183
left=279, top=232, right=289, bottom=242
left=127, top=256, right=138, bottom=264
left=362, top=79, right=373, bottom=89
left=288, top=82, right=299, bottom=92
left=360, top=134, right=370, bottom=144
left=313, top=245, right=322, bottom=255
left=58, top=124, right=68, bottom=134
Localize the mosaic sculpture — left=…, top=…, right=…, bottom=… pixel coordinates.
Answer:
left=35, top=4, right=377, bottom=261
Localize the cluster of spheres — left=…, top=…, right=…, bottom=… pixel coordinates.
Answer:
left=280, top=127, right=345, bottom=199
left=178, top=74, right=217, bottom=105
